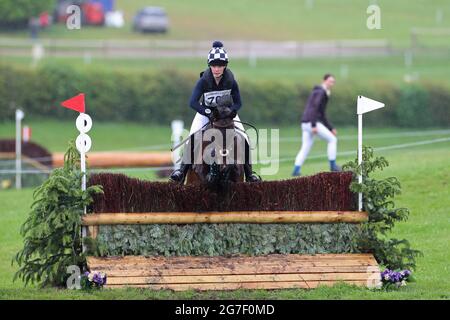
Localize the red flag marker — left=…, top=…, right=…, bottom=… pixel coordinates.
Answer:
left=61, top=93, right=85, bottom=113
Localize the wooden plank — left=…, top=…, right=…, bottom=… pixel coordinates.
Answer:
left=99, top=266, right=378, bottom=277
left=88, top=253, right=375, bottom=263
left=88, top=253, right=375, bottom=262
left=87, top=254, right=376, bottom=267
left=87, top=257, right=376, bottom=269
left=88, top=259, right=378, bottom=274
left=105, top=280, right=370, bottom=291
left=82, top=211, right=368, bottom=225
left=106, top=272, right=376, bottom=285
left=86, top=253, right=380, bottom=290
left=90, top=259, right=377, bottom=272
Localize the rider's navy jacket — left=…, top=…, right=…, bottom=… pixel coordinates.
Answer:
left=189, top=68, right=242, bottom=116
left=301, top=85, right=333, bottom=130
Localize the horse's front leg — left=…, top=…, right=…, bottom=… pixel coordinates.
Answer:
left=222, top=164, right=238, bottom=183
left=206, top=162, right=220, bottom=188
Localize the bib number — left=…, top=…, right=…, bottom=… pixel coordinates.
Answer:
left=203, top=90, right=232, bottom=107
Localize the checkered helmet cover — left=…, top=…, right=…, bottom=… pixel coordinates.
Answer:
left=207, top=42, right=228, bottom=64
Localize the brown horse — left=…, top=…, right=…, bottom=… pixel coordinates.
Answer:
left=185, top=104, right=247, bottom=190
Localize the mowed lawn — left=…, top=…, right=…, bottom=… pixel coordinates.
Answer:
left=0, top=123, right=449, bottom=299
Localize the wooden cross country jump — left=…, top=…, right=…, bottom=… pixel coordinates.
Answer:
left=83, top=210, right=381, bottom=290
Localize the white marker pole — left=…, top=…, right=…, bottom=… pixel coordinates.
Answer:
left=75, top=113, right=92, bottom=253
left=171, top=120, right=184, bottom=170
left=357, top=96, right=385, bottom=211
left=75, top=113, right=93, bottom=210
left=358, top=112, right=363, bottom=211
left=15, top=109, right=24, bottom=190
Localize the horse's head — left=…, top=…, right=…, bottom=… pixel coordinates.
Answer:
left=211, top=95, right=236, bottom=129
left=204, top=95, right=244, bottom=189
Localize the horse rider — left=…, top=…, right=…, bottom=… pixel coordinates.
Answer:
left=170, top=41, right=261, bottom=183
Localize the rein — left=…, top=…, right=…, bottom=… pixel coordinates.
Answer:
left=171, top=118, right=259, bottom=152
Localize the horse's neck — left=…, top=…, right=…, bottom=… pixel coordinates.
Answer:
left=212, top=119, right=235, bottom=130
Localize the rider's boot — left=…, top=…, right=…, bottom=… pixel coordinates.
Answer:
left=244, top=163, right=261, bottom=182
left=329, top=160, right=342, bottom=172
left=243, top=140, right=261, bottom=182
left=170, top=133, right=196, bottom=184
left=169, top=163, right=191, bottom=184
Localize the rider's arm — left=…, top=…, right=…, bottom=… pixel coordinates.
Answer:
left=309, top=90, right=324, bottom=128
left=189, top=79, right=208, bottom=116
left=317, top=92, right=333, bottom=130
left=230, top=80, right=242, bottom=112
left=319, top=106, right=334, bottom=131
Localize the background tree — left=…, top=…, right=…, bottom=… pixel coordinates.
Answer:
left=0, top=0, right=55, bottom=29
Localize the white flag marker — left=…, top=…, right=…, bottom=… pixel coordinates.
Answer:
left=357, top=95, right=385, bottom=115
left=357, top=96, right=385, bottom=211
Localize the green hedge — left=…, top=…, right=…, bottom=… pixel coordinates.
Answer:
left=0, top=0, right=54, bottom=28
left=1, top=64, right=448, bottom=127
left=90, top=223, right=362, bottom=257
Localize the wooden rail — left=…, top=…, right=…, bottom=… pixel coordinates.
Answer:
left=0, top=37, right=393, bottom=59
left=52, top=151, right=172, bottom=168
left=82, top=211, right=368, bottom=225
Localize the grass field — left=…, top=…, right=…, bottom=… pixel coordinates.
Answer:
left=2, top=0, right=450, bottom=46
left=0, top=122, right=449, bottom=299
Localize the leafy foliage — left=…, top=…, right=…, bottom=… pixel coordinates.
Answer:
left=0, top=0, right=54, bottom=27
left=89, top=223, right=361, bottom=257
left=13, top=141, right=103, bottom=287
left=343, top=147, right=422, bottom=270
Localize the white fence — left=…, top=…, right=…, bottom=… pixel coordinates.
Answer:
left=0, top=38, right=394, bottom=59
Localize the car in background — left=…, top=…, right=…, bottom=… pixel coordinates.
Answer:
left=133, top=7, right=169, bottom=33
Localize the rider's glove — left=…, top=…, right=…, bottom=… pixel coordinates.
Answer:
left=204, top=108, right=215, bottom=121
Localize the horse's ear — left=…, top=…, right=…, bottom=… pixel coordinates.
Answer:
left=217, top=95, right=233, bottom=107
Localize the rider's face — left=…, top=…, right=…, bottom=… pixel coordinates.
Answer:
left=324, top=77, right=336, bottom=90
left=210, top=65, right=226, bottom=78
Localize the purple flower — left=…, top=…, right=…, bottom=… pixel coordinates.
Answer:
left=381, top=268, right=412, bottom=287
left=88, top=271, right=107, bottom=286
left=82, top=271, right=107, bottom=288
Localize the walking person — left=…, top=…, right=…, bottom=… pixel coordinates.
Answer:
left=292, top=74, right=341, bottom=176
